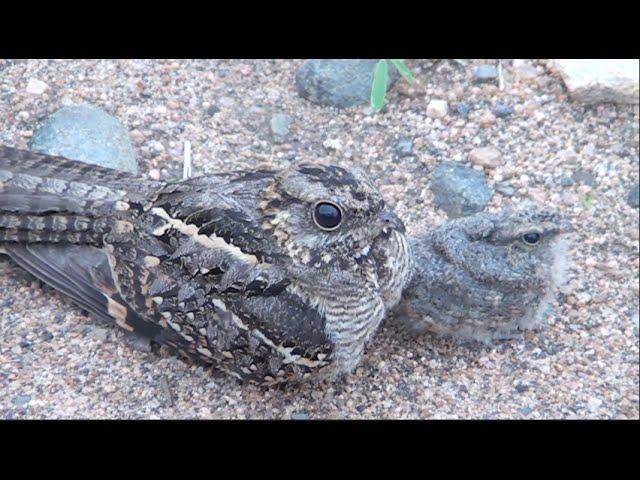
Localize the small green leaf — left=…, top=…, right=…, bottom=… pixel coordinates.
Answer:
left=452, top=59, right=468, bottom=66
left=370, top=60, right=389, bottom=112
left=390, top=59, right=414, bottom=84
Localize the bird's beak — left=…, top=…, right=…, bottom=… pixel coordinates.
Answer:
left=378, top=210, right=406, bottom=234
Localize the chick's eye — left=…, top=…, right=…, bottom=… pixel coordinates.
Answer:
left=313, top=202, right=342, bottom=231
left=522, top=232, right=541, bottom=245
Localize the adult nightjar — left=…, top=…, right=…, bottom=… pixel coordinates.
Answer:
left=0, top=146, right=413, bottom=385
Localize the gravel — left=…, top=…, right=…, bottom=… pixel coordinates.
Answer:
left=0, top=59, right=638, bottom=419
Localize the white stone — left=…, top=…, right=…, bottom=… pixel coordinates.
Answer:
left=25, top=78, right=48, bottom=95
left=323, top=138, right=343, bottom=151
left=426, top=99, right=448, bottom=119
left=553, top=59, right=639, bottom=104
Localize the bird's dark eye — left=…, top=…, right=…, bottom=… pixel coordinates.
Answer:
left=522, top=232, right=541, bottom=245
left=313, top=202, right=342, bottom=231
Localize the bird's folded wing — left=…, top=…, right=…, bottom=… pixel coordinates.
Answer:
left=3, top=243, right=193, bottom=353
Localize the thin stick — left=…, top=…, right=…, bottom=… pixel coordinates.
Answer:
left=182, top=141, right=192, bottom=180
left=498, top=59, right=505, bottom=91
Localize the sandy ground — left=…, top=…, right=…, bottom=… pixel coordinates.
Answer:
left=0, top=59, right=638, bottom=419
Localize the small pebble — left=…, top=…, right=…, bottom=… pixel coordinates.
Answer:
left=25, top=78, right=48, bottom=95
left=473, top=64, right=498, bottom=83
left=426, top=99, right=448, bottom=119
left=469, top=146, right=503, bottom=169
left=395, top=137, right=414, bottom=157
left=493, top=103, right=514, bottom=118
left=323, top=138, right=343, bottom=151
left=270, top=113, right=293, bottom=142
left=572, top=169, right=597, bottom=187
left=560, top=176, right=575, bottom=187
left=495, top=182, right=516, bottom=197
left=478, top=112, right=496, bottom=128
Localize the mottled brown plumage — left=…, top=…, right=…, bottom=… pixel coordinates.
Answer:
left=0, top=146, right=413, bottom=385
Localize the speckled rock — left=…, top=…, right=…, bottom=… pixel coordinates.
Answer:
left=430, top=162, right=493, bottom=218
left=29, top=104, right=138, bottom=174
left=295, top=60, right=397, bottom=108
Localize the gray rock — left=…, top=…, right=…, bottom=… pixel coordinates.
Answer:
left=295, top=60, right=397, bottom=108
left=560, top=176, right=576, bottom=187
left=270, top=113, right=293, bottom=142
left=520, top=406, right=533, bottom=415
left=572, top=169, right=597, bottom=187
left=493, top=103, right=514, bottom=118
left=627, top=184, right=640, bottom=208
left=29, top=104, right=138, bottom=174
left=553, top=59, right=639, bottom=105
left=395, top=137, right=413, bottom=157
left=12, top=394, right=31, bottom=406
left=430, top=162, right=493, bottom=218
left=495, top=182, right=516, bottom=197
left=473, top=64, right=498, bottom=83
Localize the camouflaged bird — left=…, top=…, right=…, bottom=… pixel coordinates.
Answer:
left=0, top=146, right=412, bottom=385
left=394, top=205, right=571, bottom=343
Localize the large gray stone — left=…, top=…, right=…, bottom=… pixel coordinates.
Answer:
left=553, top=59, right=639, bottom=105
left=29, top=104, right=138, bottom=174
left=430, top=162, right=493, bottom=218
left=295, top=59, right=398, bottom=108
